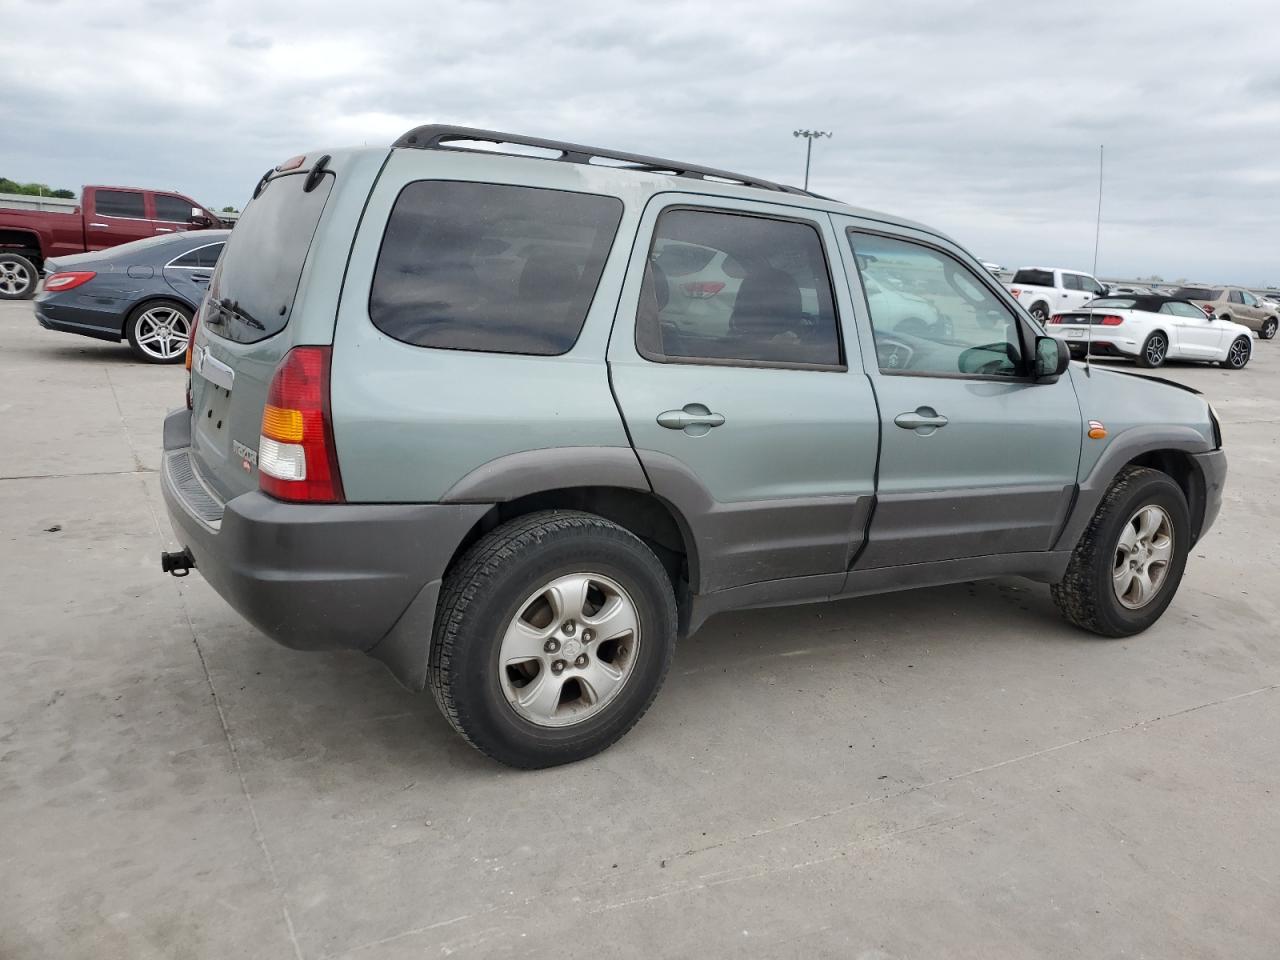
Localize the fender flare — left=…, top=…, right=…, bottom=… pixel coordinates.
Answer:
left=1052, top=425, right=1215, bottom=552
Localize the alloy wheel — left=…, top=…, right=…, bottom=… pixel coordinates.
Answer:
left=133, top=306, right=190, bottom=361
left=1113, top=505, right=1174, bottom=610
left=499, top=572, right=641, bottom=727
left=0, top=260, right=34, bottom=296
left=1145, top=335, right=1167, bottom=366
left=1227, top=338, right=1250, bottom=368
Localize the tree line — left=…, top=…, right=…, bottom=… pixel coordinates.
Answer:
left=0, top=177, right=75, bottom=199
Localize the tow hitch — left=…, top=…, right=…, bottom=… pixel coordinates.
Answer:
left=160, top=549, right=195, bottom=577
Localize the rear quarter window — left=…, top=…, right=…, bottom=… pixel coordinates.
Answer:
left=368, top=181, right=623, bottom=356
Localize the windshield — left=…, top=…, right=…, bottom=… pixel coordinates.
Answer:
left=205, top=171, right=332, bottom=343
left=1172, top=287, right=1221, bottom=301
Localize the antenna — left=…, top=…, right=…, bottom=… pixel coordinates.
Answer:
left=1086, top=144, right=1104, bottom=372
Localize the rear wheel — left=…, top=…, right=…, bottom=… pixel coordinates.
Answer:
left=1051, top=466, right=1190, bottom=637
left=1261, top=317, right=1277, bottom=340
left=125, top=301, right=192, bottom=364
left=0, top=252, right=39, bottom=300
left=1138, top=331, right=1167, bottom=368
left=1224, top=335, right=1251, bottom=369
left=1029, top=302, right=1050, bottom=324
left=429, top=510, right=678, bottom=768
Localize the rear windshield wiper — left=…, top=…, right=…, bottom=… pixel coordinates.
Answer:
left=208, top=297, right=265, bottom=331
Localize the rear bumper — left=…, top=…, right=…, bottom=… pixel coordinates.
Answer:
left=159, top=409, right=490, bottom=686
left=34, top=293, right=126, bottom=342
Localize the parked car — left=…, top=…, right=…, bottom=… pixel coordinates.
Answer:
left=0, top=185, right=225, bottom=300
left=1172, top=285, right=1279, bottom=339
left=1048, top=295, right=1252, bottom=369
left=1006, top=267, right=1109, bottom=324
left=160, top=126, right=1226, bottom=768
left=35, top=230, right=228, bottom=363
left=1106, top=284, right=1153, bottom=296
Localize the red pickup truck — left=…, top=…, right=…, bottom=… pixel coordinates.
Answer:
left=0, top=185, right=226, bottom=300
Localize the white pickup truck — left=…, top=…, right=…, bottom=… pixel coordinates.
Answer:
left=1006, top=267, right=1108, bottom=324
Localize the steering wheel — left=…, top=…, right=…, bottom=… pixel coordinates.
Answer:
left=876, top=336, right=914, bottom=371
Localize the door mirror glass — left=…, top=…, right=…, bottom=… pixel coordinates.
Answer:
left=1034, top=335, right=1070, bottom=380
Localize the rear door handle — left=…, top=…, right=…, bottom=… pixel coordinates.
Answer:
left=894, top=407, right=949, bottom=432
left=155, top=227, right=174, bottom=233
left=89, top=222, right=109, bottom=228
left=657, top=403, right=725, bottom=434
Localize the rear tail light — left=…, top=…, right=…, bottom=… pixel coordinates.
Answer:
left=1010, top=288, right=1021, bottom=298
left=43, top=271, right=96, bottom=292
left=258, top=346, right=344, bottom=503
left=680, top=280, right=726, bottom=299
left=1201, top=304, right=1214, bottom=317
left=1049, top=314, right=1063, bottom=324
left=1100, top=315, right=1124, bottom=326
left=184, top=307, right=200, bottom=409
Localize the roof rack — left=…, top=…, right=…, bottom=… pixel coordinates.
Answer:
left=392, top=124, right=812, bottom=197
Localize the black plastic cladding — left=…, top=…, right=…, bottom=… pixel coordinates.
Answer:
left=392, top=124, right=816, bottom=198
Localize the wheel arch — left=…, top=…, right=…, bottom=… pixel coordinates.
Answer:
left=0, top=229, right=44, bottom=262
left=1055, top=433, right=1215, bottom=553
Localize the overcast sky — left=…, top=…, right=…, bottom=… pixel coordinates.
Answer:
left=3, top=0, right=1277, bottom=284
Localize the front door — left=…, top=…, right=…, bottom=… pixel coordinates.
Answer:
left=86, top=189, right=152, bottom=251
left=836, top=221, right=1082, bottom=567
left=607, top=195, right=879, bottom=595
left=1161, top=300, right=1223, bottom=358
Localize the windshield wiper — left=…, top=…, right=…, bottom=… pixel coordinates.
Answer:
left=211, top=297, right=264, bottom=331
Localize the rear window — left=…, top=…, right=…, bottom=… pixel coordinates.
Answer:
left=1087, top=298, right=1136, bottom=309
left=1012, top=269, right=1054, bottom=287
left=1173, top=287, right=1221, bottom=300
left=369, top=181, right=623, bottom=356
left=204, top=172, right=332, bottom=344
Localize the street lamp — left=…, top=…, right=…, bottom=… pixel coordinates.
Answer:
left=793, top=129, right=832, bottom=191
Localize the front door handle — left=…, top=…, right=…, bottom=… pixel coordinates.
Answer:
left=894, top=407, right=949, bottom=433
left=657, top=403, right=725, bottom=435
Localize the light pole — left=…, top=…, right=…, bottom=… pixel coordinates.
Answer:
left=793, top=129, right=832, bottom=191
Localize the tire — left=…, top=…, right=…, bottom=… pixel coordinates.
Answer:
left=429, top=510, right=678, bottom=768
left=1137, top=331, right=1168, bottom=368
left=1261, top=317, right=1277, bottom=340
left=1051, top=466, right=1190, bottom=637
left=1224, top=335, right=1251, bottom=370
left=125, top=300, right=192, bottom=364
left=0, top=252, right=40, bottom=300
left=1029, top=302, right=1050, bottom=324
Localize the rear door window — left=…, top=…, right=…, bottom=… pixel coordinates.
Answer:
left=204, top=172, right=332, bottom=344
left=170, top=243, right=224, bottom=269
left=369, top=181, right=623, bottom=356
left=1229, top=290, right=1245, bottom=304
left=635, top=208, right=841, bottom=367
left=95, top=190, right=145, bottom=219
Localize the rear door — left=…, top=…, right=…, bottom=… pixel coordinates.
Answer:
left=607, top=195, right=878, bottom=594
left=836, top=221, right=1082, bottom=566
left=86, top=189, right=152, bottom=250
left=162, top=239, right=223, bottom=305
left=189, top=170, right=334, bottom=502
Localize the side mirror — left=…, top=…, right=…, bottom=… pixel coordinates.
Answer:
left=1034, top=335, right=1070, bottom=381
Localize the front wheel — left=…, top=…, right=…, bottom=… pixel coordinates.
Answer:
left=0, top=252, right=40, bottom=300
left=1051, top=466, right=1190, bottom=637
left=429, top=510, right=678, bottom=768
left=125, top=301, right=192, bottom=364
left=1224, top=335, right=1251, bottom=369
left=1138, top=331, right=1168, bottom=368
left=1260, top=317, right=1277, bottom=340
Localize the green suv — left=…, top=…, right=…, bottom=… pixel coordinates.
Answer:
left=160, top=126, right=1227, bottom=768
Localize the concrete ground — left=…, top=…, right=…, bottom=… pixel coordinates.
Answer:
left=2, top=298, right=1277, bottom=959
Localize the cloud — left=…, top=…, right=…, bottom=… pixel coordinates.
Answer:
left=1, top=0, right=1277, bottom=284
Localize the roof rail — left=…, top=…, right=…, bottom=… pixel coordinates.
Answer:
left=392, top=124, right=812, bottom=197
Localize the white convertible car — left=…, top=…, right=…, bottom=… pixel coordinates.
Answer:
left=1048, top=295, right=1253, bottom=370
